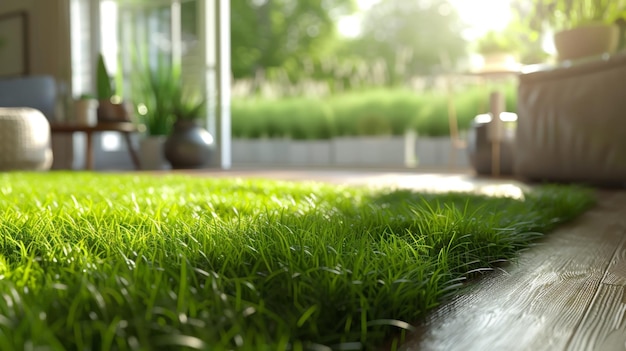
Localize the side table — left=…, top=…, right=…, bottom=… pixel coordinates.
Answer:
left=50, top=122, right=141, bottom=170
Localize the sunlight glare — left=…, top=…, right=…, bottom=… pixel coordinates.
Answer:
left=339, top=0, right=512, bottom=39
left=448, top=0, right=512, bottom=39
left=338, top=15, right=362, bottom=38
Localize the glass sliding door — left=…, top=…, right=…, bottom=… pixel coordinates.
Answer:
left=117, top=0, right=203, bottom=97
left=69, top=0, right=230, bottom=169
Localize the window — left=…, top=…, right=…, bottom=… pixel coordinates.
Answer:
left=69, top=0, right=231, bottom=168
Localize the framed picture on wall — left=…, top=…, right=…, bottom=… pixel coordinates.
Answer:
left=0, top=11, right=29, bottom=77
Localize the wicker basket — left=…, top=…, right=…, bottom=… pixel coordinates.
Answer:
left=0, top=108, right=53, bottom=171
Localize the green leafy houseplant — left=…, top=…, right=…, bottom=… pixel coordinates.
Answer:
left=172, top=85, right=206, bottom=122
left=474, top=29, right=521, bottom=71
left=78, top=93, right=96, bottom=100
left=476, top=31, right=516, bottom=55
left=530, top=0, right=626, bottom=31
left=96, top=54, right=115, bottom=101
left=134, top=61, right=205, bottom=135
left=96, top=53, right=131, bottom=122
left=145, top=63, right=212, bottom=169
left=134, top=63, right=177, bottom=136
left=529, top=0, right=626, bottom=60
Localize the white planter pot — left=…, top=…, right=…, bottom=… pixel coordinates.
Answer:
left=231, top=139, right=260, bottom=165
left=333, top=136, right=406, bottom=166
left=74, top=99, right=98, bottom=126
left=253, top=139, right=290, bottom=164
left=415, top=137, right=469, bottom=168
left=231, top=136, right=469, bottom=169
left=308, top=140, right=332, bottom=165
left=332, top=138, right=357, bottom=166
left=375, top=137, right=406, bottom=166
left=233, top=139, right=333, bottom=166
left=139, top=136, right=169, bottom=170
left=554, top=24, right=619, bottom=61
left=478, top=53, right=520, bottom=72
left=232, top=139, right=255, bottom=164
left=415, top=137, right=451, bottom=167
left=288, top=142, right=310, bottom=165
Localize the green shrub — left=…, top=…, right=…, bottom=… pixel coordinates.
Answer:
left=504, top=83, right=517, bottom=112
left=231, top=99, right=268, bottom=138
left=231, top=84, right=518, bottom=139
left=412, top=93, right=449, bottom=136
left=386, top=90, right=424, bottom=135
left=328, top=93, right=361, bottom=136
left=287, top=99, right=335, bottom=140
left=453, top=87, right=487, bottom=132
left=232, top=98, right=336, bottom=140
left=331, top=91, right=393, bottom=136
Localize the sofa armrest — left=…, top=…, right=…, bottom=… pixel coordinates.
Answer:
left=515, top=53, right=626, bottom=184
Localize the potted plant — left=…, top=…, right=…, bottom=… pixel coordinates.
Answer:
left=476, top=30, right=520, bottom=71
left=73, top=93, right=98, bottom=126
left=96, top=53, right=131, bottom=122
left=133, top=61, right=213, bottom=170
left=164, top=73, right=214, bottom=169
left=530, top=0, right=626, bottom=60
left=132, top=62, right=178, bottom=170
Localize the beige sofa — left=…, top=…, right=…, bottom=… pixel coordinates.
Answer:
left=515, top=53, right=626, bottom=185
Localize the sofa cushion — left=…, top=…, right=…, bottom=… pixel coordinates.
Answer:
left=0, top=75, right=57, bottom=121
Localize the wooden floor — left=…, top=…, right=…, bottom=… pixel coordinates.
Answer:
left=401, top=191, right=626, bottom=351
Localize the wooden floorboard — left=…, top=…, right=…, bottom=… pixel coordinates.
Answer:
left=566, top=231, right=626, bottom=351
left=400, top=192, right=626, bottom=351
left=566, top=284, right=626, bottom=351
left=601, top=234, right=626, bottom=286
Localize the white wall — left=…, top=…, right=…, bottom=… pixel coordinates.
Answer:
left=0, top=0, right=72, bottom=83
left=0, top=0, right=32, bottom=17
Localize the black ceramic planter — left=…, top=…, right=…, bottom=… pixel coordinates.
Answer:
left=466, top=113, right=516, bottom=176
left=164, top=119, right=215, bottom=169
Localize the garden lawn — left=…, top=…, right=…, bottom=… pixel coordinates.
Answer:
left=0, top=173, right=593, bottom=350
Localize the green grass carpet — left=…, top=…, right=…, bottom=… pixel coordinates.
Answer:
left=0, top=173, right=593, bottom=350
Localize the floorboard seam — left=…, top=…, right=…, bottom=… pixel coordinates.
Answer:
left=563, top=227, right=626, bottom=351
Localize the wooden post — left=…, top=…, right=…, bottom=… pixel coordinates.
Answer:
left=488, top=91, right=505, bottom=177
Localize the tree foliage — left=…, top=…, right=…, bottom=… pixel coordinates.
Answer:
left=339, top=0, right=467, bottom=85
left=230, top=0, right=356, bottom=79
left=504, top=5, right=550, bottom=64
